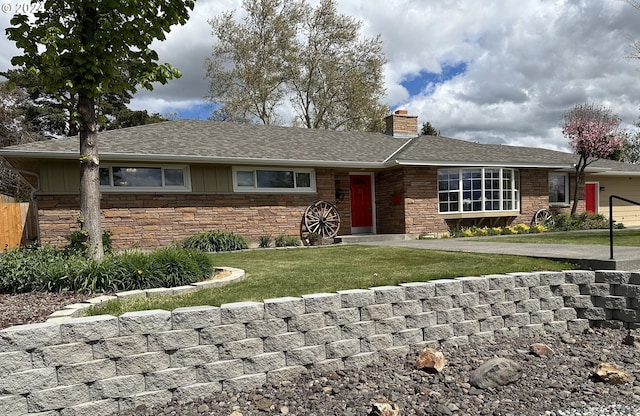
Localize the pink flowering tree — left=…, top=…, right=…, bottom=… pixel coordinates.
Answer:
left=562, top=103, right=623, bottom=216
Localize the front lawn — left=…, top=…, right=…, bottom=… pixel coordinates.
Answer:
left=87, top=245, right=576, bottom=316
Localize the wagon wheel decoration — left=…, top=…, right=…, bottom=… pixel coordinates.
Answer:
left=300, top=200, right=341, bottom=243
left=532, top=208, right=555, bottom=228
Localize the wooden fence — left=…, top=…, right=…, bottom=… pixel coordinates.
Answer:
left=0, top=195, right=37, bottom=250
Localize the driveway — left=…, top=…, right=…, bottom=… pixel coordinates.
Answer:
left=349, top=237, right=640, bottom=271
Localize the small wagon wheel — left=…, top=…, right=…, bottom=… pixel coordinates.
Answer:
left=532, top=208, right=555, bottom=228
left=302, top=200, right=341, bottom=239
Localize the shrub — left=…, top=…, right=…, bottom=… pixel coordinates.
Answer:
left=582, top=213, right=608, bottom=229
left=148, top=247, right=214, bottom=288
left=514, top=223, right=530, bottom=234
left=68, top=256, right=127, bottom=294
left=64, top=230, right=113, bottom=257
left=529, top=224, right=546, bottom=233
left=0, top=246, right=67, bottom=293
left=549, top=212, right=609, bottom=231
left=275, top=234, right=301, bottom=247
left=117, top=250, right=165, bottom=290
left=501, top=226, right=517, bottom=235
left=460, top=228, right=474, bottom=237
left=259, top=235, right=272, bottom=248
left=474, top=227, right=489, bottom=236
left=181, top=231, right=248, bottom=252
left=550, top=213, right=574, bottom=231
left=488, top=227, right=502, bottom=236
left=0, top=245, right=215, bottom=294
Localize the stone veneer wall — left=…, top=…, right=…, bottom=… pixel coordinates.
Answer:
left=0, top=270, right=639, bottom=415
left=36, top=168, right=336, bottom=248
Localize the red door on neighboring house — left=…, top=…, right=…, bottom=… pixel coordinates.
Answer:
left=585, top=182, right=598, bottom=214
left=350, top=175, right=373, bottom=233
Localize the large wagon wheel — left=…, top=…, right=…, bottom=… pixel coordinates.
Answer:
left=300, top=200, right=341, bottom=243
left=532, top=208, right=555, bottom=228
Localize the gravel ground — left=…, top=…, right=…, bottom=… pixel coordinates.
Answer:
left=117, top=328, right=640, bottom=416
left=0, top=291, right=92, bottom=329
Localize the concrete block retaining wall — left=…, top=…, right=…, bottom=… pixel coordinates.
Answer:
left=0, top=270, right=638, bottom=416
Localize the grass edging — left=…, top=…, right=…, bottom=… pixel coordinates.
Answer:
left=45, top=267, right=245, bottom=323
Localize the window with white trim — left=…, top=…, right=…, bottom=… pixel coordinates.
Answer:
left=233, top=167, right=316, bottom=192
left=549, top=172, right=569, bottom=205
left=99, top=165, right=190, bottom=192
left=438, top=168, right=520, bottom=213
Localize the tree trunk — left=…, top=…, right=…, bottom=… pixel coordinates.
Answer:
left=78, top=92, right=103, bottom=260
left=571, top=165, right=584, bottom=217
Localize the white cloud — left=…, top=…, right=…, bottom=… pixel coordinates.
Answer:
left=3, top=0, right=640, bottom=152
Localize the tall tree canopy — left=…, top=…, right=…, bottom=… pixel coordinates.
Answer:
left=206, top=0, right=388, bottom=131
left=617, top=130, right=640, bottom=164
left=421, top=121, right=439, bottom=136
left=7, top=0, right=195, bottom=259
left=0, top=81, right=46, bottom=200
left=562, top=103, right=623, bottom=216
left=1, top=68, right=167, bottom=137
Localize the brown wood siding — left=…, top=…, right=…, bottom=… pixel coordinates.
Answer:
left=40, top=161, right=79, bottom=194
left=190, top=165, right=232, bottom=193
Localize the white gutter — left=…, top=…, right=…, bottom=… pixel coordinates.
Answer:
left=392, top=159, right=574, bottom=169
left=0, top=150, right=387, bottom=169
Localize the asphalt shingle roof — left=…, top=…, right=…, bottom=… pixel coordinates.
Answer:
left=0, top=120, right=410, bottom=166
left=3, top=119, right=640, bottom=173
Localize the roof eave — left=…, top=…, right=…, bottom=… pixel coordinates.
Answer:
left=0, top=150, right=385, bottom=169
left=393, top=160, right=574, bottom=169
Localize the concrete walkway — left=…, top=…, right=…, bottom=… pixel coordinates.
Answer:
left=342, top=235, right=640, bottom=271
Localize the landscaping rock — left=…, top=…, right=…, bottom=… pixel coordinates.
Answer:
left=416, top=347, right=446, bottom=373
left=470, top=358, right=522, bottom=388
left=593, top=362, right=632, bottom=385
left=623, top=329, right=640, bottom=349
left=370, top=400, right=400, bottom=416
left=115, top=329, right=640, bottom=416
left=530, top=342, right=554, bottom=357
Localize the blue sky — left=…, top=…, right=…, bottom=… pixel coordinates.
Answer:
left=3, top=0, right=640, bottom=151
left=400, top=63, right=468, bottom=98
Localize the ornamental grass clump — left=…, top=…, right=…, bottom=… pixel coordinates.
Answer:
left=181, top=231, right=248, bottom=252
left=0, top=244, right=215, bottom=294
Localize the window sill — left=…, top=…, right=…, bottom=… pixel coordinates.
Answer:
left=438, top=211, right=519, bottom=220
left=549, top=203, right=570, bottom=208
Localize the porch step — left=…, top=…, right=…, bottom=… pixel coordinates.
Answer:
left=335, top=234, right=417, bottom=244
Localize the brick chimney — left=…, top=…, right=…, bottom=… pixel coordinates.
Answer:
left=384, top=109, right=418, bottom=138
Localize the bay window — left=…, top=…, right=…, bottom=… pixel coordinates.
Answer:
left=438, top=168, right=520, bottom=214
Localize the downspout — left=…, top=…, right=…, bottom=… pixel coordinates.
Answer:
left=2, top=160, right=41, bottom=245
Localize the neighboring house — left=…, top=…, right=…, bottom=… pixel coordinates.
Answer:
left=2, top=110, right=640, bottom=249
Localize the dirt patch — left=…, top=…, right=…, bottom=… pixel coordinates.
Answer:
left=210, top=268, right=232, bottom=280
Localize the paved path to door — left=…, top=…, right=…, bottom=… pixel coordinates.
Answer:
left=351, top=237, right=640, bottom=271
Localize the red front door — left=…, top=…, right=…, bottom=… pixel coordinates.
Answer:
left=350, top=175, right=373, bottom=231
left=585, top=183, right=597, bottom=214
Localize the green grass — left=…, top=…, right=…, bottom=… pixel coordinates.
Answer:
left=87, top=245, right=576, bottom=317
left=480, top=229, right=640, bottom=246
